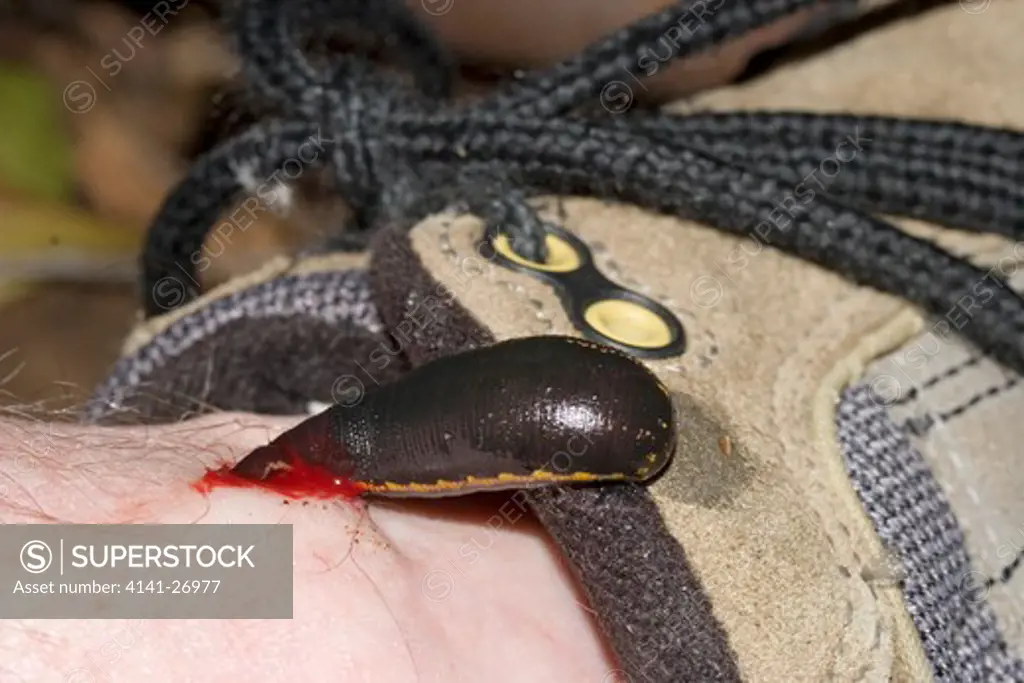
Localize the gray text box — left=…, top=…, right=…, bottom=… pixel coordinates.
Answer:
left=0, top=525, right=292, bottom=618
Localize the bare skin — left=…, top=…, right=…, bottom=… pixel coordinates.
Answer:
left=0, top=412, right=620, bottom=683
left=412, top=0, right=824, bottom=100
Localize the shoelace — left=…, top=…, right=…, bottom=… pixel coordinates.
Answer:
left=140, top=0, right=1024, bottom=379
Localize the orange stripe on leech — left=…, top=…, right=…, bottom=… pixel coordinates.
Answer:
left=361, top=470, right=627, bottom=493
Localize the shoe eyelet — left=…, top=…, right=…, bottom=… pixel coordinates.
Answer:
left=491, top=232, right=583, bottom=273
left=583, top=298, right=675, bottom=350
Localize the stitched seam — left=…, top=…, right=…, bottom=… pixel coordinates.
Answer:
left=803, top=291, right=870, bottom=680
left=891, top=355, right=982, bottom=405
left=787, top=287, right=909, bottom=681
left=986, top=549, right=1024, bottom=588
left=940, top=376, right=1020, bottom=421
left=901, top=376, right=1024, bottom=438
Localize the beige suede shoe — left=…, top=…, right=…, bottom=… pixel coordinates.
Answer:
left=88, top=1, right=1024, bottom=680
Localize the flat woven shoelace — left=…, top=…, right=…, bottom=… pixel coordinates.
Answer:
left=141, top=0, right=1024, bottom=378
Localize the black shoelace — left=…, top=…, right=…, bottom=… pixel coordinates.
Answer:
left=140, top=0, right=1024, bottom=377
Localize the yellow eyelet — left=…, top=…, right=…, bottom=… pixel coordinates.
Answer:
left=492, top=233, right=582, bottom=273
left=583, top=299, right=674, bottom=349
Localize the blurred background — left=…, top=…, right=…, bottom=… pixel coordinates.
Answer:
left=0, top=0, right=361, bottom=414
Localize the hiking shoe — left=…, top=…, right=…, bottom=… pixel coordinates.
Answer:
left=89, top=1, right=1024, bottom=680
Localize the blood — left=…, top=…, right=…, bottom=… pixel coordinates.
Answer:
left=191, top=408, right=366, bottom=500
left=191, top=446, right=366, bottom=500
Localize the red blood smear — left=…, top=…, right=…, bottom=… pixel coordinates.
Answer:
left=191, top=448, right=366, bottom=501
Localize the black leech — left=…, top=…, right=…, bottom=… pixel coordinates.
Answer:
left=232, top=336, right=677, bottom=496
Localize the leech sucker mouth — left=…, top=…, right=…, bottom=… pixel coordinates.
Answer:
left=220, top=414, right=367, bottom=500
left=232, top=444, right=291, bottom=481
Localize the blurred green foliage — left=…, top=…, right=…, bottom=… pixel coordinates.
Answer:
left=0, top=61, right=73, bottom=202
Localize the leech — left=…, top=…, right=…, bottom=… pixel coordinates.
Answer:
left=230, top=336, right=677, bottom=498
